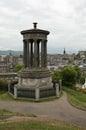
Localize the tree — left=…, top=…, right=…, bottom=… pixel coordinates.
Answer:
left=14, top=64, right=23, bottom=72
left=73, top=65, right=81, bottom=82
left=61, top=66, right=77, bottom=87
left=52, top=70, right=61, bottom=83
left=80, top=76, right=85, bottom=85
left=80, top=72, right=86, bottom=84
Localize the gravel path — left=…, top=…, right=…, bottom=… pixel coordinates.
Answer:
left=0, top=92, right=86, bottom=126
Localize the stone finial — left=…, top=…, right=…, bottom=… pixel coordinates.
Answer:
left=33, top=22, right=38, bottom=29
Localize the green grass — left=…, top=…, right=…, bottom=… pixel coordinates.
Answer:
left=0, top=109, right=85, bottom=130
left=0, top=91, right=85, bottom=130
left=0, top=109, right=26, bottom=116
left=63, top=87, right=86, bottom=111
left=0, top=120, right=85, bottom=130
left=0, top=91, right=14, bottom=101
left=0, top=109, right=37, bottom=118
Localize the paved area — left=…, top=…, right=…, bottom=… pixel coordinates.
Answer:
left=0, top=92, right=86, bottom=126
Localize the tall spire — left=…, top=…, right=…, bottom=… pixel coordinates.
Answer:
left=63, top=48, right=66, bottom=55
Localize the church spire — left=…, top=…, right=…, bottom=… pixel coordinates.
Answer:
left=63, top=48, right=66, bottom=55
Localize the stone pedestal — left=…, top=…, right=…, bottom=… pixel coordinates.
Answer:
left=17, top=68, right=52, bottom=89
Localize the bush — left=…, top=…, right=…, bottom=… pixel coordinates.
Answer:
left=80, top=77, right=85, bottom=85
left=52, top=70, right=61, bottom=83
left=52, top=66, right=84, bottom=89
left=14, top=64, right=23, bottom=72
left=81, top=89, right=86, bottom=94
left=61, top=66, right=77, bottom=87
left=73, top=66, right=81, bottom=82
left=0, top=79, right=8, bottom=91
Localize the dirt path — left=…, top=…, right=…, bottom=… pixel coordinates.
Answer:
left=0, top=92, right=86, bottom=126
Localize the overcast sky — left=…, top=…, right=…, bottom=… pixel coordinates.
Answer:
left=0, top=0, right=86, bottom=53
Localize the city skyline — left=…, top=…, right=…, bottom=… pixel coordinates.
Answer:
left=0, top=0, right=86, bottom=53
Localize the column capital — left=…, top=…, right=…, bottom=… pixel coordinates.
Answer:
left=23, top=39, right=30, bottom=43
left=23, top=39, right=26, bottom=43
left=33, top=39, right=37, bottom=43
left=41, top=39, right=47, bottom=42
left=30, top=39, right=34, bottom=43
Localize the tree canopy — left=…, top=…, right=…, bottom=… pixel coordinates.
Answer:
left=61, top=66, right=77, bottom=86
left=52, top=66, right=82, bottom=87
left=52, top=70, right=61, bottom=83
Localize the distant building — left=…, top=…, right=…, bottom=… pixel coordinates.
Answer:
left=0, top=54, right=23, bottom=72
left=77, top=51, right=86, bottom=59
left=47, top=52, right=74, bottom=70
left=0, top=61, right=9, bottom=73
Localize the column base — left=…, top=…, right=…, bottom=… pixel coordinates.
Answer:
left=18, top=67, right=52, bottom=79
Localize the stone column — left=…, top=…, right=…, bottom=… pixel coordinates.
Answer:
left=41, top=39, right=45, bottom=67
left=31, top=42, right=33, bottom=67
left=23, top=40, right=27, bottom=68
left=44, top=40, right=47, bottom=67
left=23, top=40, right=25, bottom=67
left=27, top=40, right=29, bottom=67
left=34, top=39, right=38, bottom=67
left=37, top=41, right=40, bottom=67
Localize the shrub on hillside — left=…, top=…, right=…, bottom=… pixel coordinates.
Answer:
left=52, top=70, right=62, bottom=83
left=61, top=66, right=77, bottom=87
left=0, top=79, right=8, bottom=91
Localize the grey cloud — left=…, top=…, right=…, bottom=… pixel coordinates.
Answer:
left=0, top=0, right=86, bottom=52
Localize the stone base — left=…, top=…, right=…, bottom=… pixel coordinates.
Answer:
left=17, top=77, right=52, bottom=88
left=13, top=67, right=59, bottom=100
left=13, top=85, right=59, bottom=100
left=17, top=67, right=52, bottom=88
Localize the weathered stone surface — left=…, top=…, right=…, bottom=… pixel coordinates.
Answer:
left=18, top=68, right=52, bottom=78
left=17, top=76, right=52, bottom=88
left=23, top=34, right=47, bottom=40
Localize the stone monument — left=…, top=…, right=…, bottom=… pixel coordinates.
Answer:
left=13, top=23, right=59, bottom=100
left=19, top=22, right=52, bottom=87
